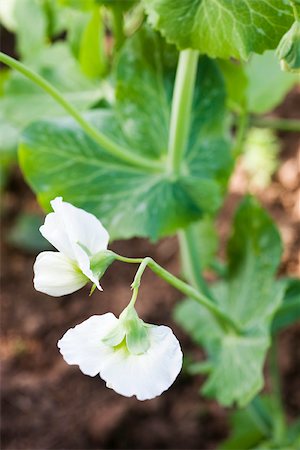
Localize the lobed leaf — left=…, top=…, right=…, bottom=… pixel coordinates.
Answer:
left=143, top=0, right=294, bottom=60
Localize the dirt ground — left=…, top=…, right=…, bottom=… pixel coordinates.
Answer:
left=1, top=90, right=300, bottom=449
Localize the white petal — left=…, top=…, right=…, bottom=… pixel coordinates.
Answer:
left=34, top=251, right=88, bottom=296
left=99, top=325, right=183, bottom=400
left=72, top=243, right=102, bottom=291
left=41, top=197, right=109, bottom=258
left=58, top=314, right=118, bottom=376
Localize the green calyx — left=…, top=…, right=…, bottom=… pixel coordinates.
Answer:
left=277, top=21, right=300, bottom=73
left=90, top=249, right=116, bottom=278
left=102, top=306, right=150, bottom=355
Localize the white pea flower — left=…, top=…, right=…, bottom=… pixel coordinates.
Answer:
left=34, top=197, right=114, bottom=297
left=58, top=307, right=183, bottom=400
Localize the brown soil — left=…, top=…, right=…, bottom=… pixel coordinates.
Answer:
left=1, top=91, right=300, bottom=449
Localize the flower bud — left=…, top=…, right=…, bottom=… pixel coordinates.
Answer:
left=277, top=21, right=300, bottom=73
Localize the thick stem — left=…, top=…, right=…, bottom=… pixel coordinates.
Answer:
left=0, top=52, right=162, bottom=173
left=250, top=116, right=300, bottom=132
left=166, top=49, right=199, bottom=176
left=114, top=254, right=242, bottom=334
left=178, top=225, right=212, bottom=299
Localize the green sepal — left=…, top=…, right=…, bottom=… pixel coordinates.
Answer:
left=90, top=249, right=116, bottom=278
left=277, top=21, right=300, bottom=73
left=120, top=307, right=151, bottom=355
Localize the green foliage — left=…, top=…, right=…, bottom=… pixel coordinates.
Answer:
left=245, top=51, right=299, bottom=114
left=19, top=28, right=232, bottom=240
left=272, top=278, right=300, bottom=334
left=221, top=396, right=300, bottom=449
left=143, top=0, right=294, bottom=59
left=175, top=198, right=284, bottom=406
left=78, top=6, right=107, bottom=77
left=218, top=51, right=299, bottom=115
left=0, top=43, right=104, bottom=160
left=7, top=213, right=52, bottom=253
left=277, top=20, right=300, bottom=73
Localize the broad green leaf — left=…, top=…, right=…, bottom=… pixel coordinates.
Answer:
left=19, top=28, right=232, bottom=240
left=0, top=43, right=105, bottom=156
left=246, top=51, right=299, bottom=114
left=143, top=0, right=294, bottom=60
left=272, top=278, right=300, bottom=333
left=175, top=198, right=284, bottom=406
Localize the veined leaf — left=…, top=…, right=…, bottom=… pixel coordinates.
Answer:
left=19, top=28, right=232, bottom=241
left=175, top=198, right=284, bottom=406
left=143, top=0, right=294, bottom=60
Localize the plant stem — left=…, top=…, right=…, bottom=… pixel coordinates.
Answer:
left=166, top=49, right=199, bottom=176
left=250, top=116, right=300, bottom=132
left=114, top=254, right=242, bottom=334
left=178, top=224, right=212, bottom=298
left=0, top=51, right=162, bottom=173
left=269, top=337, right=286, bottom=443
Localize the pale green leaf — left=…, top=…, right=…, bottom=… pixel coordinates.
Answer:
left=144, top=0, right=294, bottom=60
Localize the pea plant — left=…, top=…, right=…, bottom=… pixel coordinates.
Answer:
left=1, top=0, right=300, bottom=448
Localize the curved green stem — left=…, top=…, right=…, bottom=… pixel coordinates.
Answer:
left=0, top=51, right=162, bottom=173
left=114, top=253, right=242, bottom=334
left=178, top=224, right=212, bottom=299
left=250, top=116, right=300, bottom=132
left=166, top=49, right=199, bottom=176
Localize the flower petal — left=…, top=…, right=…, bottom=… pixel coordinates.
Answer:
left=34, top=251, right=88, bottom=296
left=40, top=197, right=109, bottom=258
left=58, top=314, right=118, bottom=376
left=72, top=243, right=102, bottom=291
left=99, top=325, right=183, bottom=400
